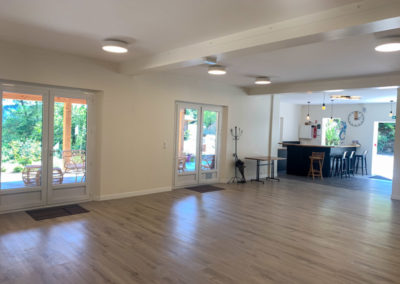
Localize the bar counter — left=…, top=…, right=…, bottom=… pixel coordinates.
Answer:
left=285, top=143, right=359, bottom=177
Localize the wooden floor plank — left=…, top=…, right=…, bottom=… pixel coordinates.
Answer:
left=1, top=178, right=400, bottom=283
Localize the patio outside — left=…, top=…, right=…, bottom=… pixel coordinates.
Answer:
left=1, top=92, right=87, bottom=189
left=372, top=122, right=395, bottom=180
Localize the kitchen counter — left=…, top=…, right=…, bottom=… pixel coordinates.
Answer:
left=285, top=144, right=359, bottom=177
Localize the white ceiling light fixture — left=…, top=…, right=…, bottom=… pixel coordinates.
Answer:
left=254, top=76, right=271, bottom=85
left=375, top=36, right=400, bottom=53
left=208, top=65, right=226, bottom=75
left=102, top=39, right=128, bottom=53
left=325, top=89, right=344, bottom=93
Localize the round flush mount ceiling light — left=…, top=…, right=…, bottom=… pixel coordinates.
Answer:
left=375, top=37, right=400, bottom=52
left=208, top=65, right=226, bottom=75
left=254, top=76, right=271, bottom=85
left=102, top=40, right=128, bottom=53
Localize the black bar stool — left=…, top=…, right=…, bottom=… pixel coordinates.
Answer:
left=330, top=154, right=341, bottom=177
left=355, top=150, right=368, bottom=175
left=348, top=151, right=356, bottom=177
left=339, top=151, right=349, bottom=178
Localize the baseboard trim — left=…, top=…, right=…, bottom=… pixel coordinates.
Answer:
left=95, top=186, right=172, bottom=201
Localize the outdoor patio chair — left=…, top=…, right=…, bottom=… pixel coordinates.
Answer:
left=62, top=150, right=86, bottom=182
left=202, top=155, right=215, bottom=170
left=178, top=156, right=186, bottom=173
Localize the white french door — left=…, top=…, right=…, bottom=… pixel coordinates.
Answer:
left=174, top=102, right=222, bottom=187
left=0, top=84, right=92, bottom=212
left=47, top=89, right=90, bottom=204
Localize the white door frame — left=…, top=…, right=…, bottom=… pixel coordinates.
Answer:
left=174, top=102, right=201, bottom=187
left=0, top=82, right=94, bottom=212
left=372, top=121, right=395, bottom=179
left=173, top=101, right=223, bottom=188
left=47, top=88, right=92, bottom=204
left=198, top=104, right=222, bottom=184
left=0, top=84, right=49, bottom=211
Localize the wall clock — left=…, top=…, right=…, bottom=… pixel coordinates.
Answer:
left=348, top=111, right=365, bottom=127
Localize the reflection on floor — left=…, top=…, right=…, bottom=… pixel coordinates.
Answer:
left=278, top=172, right=392, bottom=196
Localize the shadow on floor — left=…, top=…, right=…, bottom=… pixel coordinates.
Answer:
left=278, top=172, right=392, bottom=196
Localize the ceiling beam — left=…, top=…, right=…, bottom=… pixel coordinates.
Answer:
left=244, top=72, right=400, bottom=95
left=119, top=0, right=400, bottom=75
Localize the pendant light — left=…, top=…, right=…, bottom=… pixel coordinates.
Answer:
left=322, top=93, right=326, bottom=110
left=389, top=100, right=394, bottom=118
left=330, top=99, right=334, bottom=121
left=306, top=101, right=311, bottom=121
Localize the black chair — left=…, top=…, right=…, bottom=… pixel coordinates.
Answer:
left=340, top=151, right=349, bottom=178
left=348, top=151, right=356, bottom=177
left=330, top=154, right=341, bottom=177
left=355, top=150, right=368, bottom=175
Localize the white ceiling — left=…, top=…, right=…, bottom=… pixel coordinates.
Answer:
left=0, top=0, right=357, bottom=62
left=170, top=32, right=400, bottom=86
left=279, top=87, right=398, bottom=105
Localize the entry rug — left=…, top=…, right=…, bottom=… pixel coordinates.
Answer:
left=185, top=185, right=224, bottom=193
left=26, top=204, right=89, bottom=221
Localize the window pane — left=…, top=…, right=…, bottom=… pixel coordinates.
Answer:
left=323, top=118, right=341, bottom=146
left=177, top=108, right=197, bottom=173
left=52, top=97, right=87, bottom=184
left=1, top=92, right=43, bottom=189
left=202, top=110, right=218, bottom=171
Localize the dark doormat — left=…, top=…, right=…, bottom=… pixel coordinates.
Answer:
left=26, top=204, right=89, bottom=221
left=185, top=185, right=224, bottom=193
left=369, top=175, right=392, bottom=181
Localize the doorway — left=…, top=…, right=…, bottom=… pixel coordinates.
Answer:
left=174, top=102, right=222, bottom=187
left=0, top=84, right=92, bottom=212
left=372, top=121, right=395, bottom=180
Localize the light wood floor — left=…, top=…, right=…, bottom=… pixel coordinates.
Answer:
left=1, top=178, right=400, bottom=284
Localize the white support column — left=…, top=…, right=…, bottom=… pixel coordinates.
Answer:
left=391, top=88, right=400, bottom=200
left=267, top=95, right=281, bottom=176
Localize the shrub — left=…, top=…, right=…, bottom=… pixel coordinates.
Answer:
left=13, top=166, right=24, bottom=173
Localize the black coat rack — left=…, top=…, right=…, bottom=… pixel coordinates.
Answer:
left=228, top=126, right=246, bottom=183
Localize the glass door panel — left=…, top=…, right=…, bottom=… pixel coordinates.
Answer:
left=1, top=92, right=43, bottom=190
left=201, top=110, right=219, bottom=171
left=175, top=103, right=201, bottom=187
left=177, top=107, right=198, bottom=173
left=52, top=97, right=87, bottom=185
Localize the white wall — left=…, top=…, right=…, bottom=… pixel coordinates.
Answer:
left=299, top=103, right=397, bottom=175
left=0, top=41, right=271, bottom=198
left=279, top=102, right=301, bottom=141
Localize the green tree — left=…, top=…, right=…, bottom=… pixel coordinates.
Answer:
left=203, top=111, right=217, bottom=129
left=377, top=123, right=395, bottom=155
left=325, top=119, right=341, bottom=146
